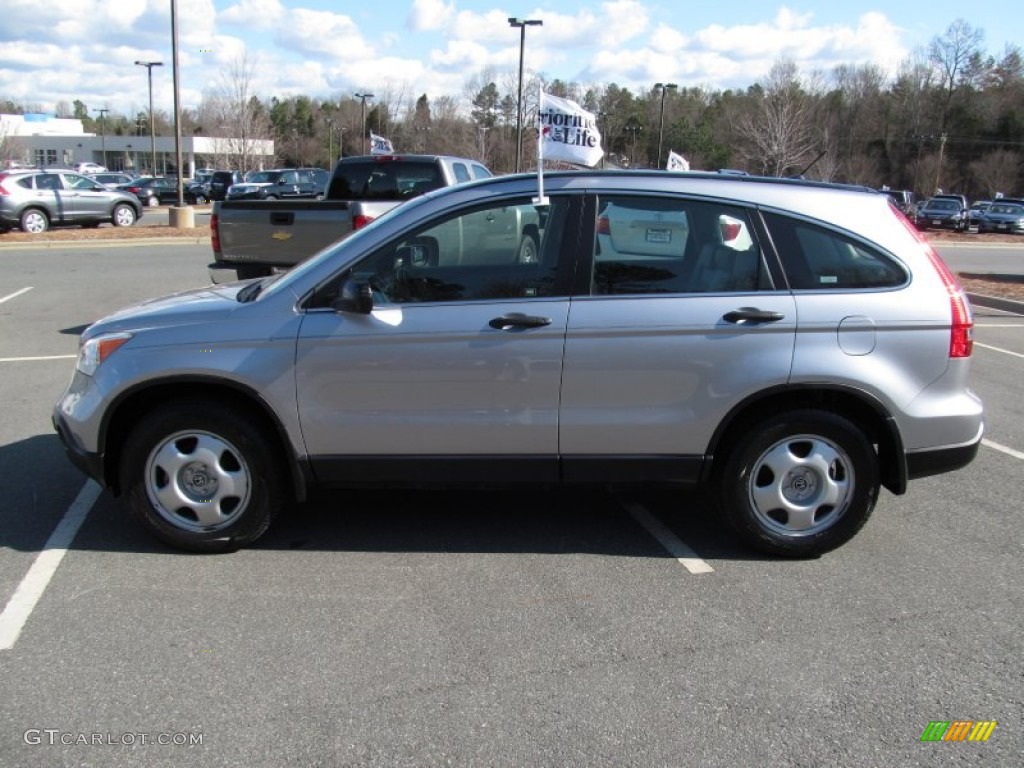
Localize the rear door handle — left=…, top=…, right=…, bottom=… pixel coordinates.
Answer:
left=489, top=313, right=552, bottom=330
left=723, top=307, right=785, bottom=324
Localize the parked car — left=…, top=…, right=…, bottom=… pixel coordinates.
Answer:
left=87, top=172, right=138, bottom=190
left=977, top=201, right=1024, bottom=234
left=74, top=162, right=107, bottom=174
left=53, top=171, right=983, bottom=557
left=968, top=200, right=992, bottom=229
left=0, top=169, right=142, bottom=233
left=885, top=189, right=916, bottom=215
left=225, top=167, right=330, bottom=200
left=116, top=176, right=205, bottom=207
left=914, top=196, right=968, bottom=231
left=208, top=170, right=243, bottom=201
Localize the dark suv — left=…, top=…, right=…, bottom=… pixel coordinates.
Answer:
left=225, top=168, right=329, bottom=200
left=208, top=170, right=243, bottom=202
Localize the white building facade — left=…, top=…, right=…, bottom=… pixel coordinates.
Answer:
left=0, top=114, right=274, bottom=176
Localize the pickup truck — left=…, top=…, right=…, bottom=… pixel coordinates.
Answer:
left=209, top=154, right=492, bottom=282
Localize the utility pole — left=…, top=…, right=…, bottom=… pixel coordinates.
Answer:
left=355, top=93, right=374, bottom=151
left=92, top=108, right=109, bottom=169
left=134, top=60, right=164, bottom=174
left=934, top=132, right=948, bottom=193
left=508, top=17, right=542, bottom=173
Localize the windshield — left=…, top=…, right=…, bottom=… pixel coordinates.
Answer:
left=926, top=200, right=958, bottom=211
left=245, top=171, right=280, bottom=184
left=259, top=192, right=439, bottom=301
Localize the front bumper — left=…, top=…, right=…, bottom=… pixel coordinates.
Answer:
left=52, top=410, right=107, bottom=487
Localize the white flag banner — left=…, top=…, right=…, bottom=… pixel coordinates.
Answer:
left=536, top=92, right=603, bottom=168
left=667, top=150, right=690, bottom=172
left=369, top=132, right=394, bottom=155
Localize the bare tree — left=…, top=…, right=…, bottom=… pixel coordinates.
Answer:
left=736, top=59, right=819, bottom=176
left=970, top=149, right=1021, bottom=197
left=929, top=19, right=985, bottom=130
left=200, top=54, right=274, bottom=171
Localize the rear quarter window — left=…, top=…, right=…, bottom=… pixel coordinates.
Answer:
left=763, top=212, right=907, bottom=290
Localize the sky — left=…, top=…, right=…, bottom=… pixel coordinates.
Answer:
left=0, top=0, right=1019, bottom=120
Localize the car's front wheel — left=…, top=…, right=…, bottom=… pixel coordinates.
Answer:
left=20, top=208, right=49, bottom=234
left=718, top=410, right=879, bottom=557
left=112, top=204, right=137, bottom=227
left=120, top=401, right=286, bottom=552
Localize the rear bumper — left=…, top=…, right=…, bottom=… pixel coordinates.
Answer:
left=905, top=428, right=983, bottom=481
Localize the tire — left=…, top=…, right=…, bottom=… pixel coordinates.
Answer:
left=112, top=204, right=137, bottom=227
left=20, top=208, right=49, bottom=234
left=146, top=195, right=160, bottom=208
left=264, top=195, right=278, bottom=200
left=194, top=194, right=208, bottom=205
left=516, top=232, right=540, bottom=264
left=717, top=410, right=879, bottom=557
left=120, top=400, right=286, bottom=552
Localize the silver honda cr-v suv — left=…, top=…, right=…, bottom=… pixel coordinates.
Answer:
left=53, top=171, right=984, bottom=556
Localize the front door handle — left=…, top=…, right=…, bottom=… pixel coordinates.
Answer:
left=489, top=313, right=552, bottom=330
left=723, top=307, right=785, bottom=324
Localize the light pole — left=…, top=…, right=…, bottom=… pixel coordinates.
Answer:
left=508, top=17, right=542, bottom=173
left=135, top=60, right=164, bottom=174
left=654, top=82, right=677, bottom=169
left=92, top=108, right=109, bottom=169
left=355, top=92, right=374, bottom=151
left=326, top=116, right=334, bottom=167
left=626, top=122, right=642, bottom=166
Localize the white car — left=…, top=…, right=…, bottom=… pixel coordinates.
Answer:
left=74, top=162, right=107, bottom=174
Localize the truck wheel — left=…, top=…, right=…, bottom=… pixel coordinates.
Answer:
left=120, top=400, right=286, bottom=552
left=718, top=410, right=879, bottom=557
left=516, top=232, right=540, bottom=264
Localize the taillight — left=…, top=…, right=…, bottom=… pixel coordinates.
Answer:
left=890, top=201, right=973, bottom=358
left=720, top=219, right=742, bottom=241
left=210, top=212, right=221, bottom=255
left=0, top=174, right=10, bottom=196
left=353, top=214, right=375, bottom=230
left=597, top=215, right=610, bottom=235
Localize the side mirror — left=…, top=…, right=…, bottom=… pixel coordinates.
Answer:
left=333, top=279, right=373, bottom=314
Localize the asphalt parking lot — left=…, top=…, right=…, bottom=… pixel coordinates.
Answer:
left=0, top=241, right=1021, bottom=766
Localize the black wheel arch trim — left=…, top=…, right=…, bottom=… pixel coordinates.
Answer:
left=701, top=382, right=907, bottom=495
left=97, top=374, right=308, bottom=501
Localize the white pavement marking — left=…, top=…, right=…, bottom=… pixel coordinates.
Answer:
left=0, top=286, right=33, bottom=304
left=983, top=438, right=1024, bottom=461
left=625, top=502, right=714, bottom=574
left=0, top=480, right=102, bottom=651
left=0, top=355, right=76, bottom=363
left=974, top=342, right=1024, bottom=360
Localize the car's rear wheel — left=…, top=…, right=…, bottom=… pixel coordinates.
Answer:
left=146, top=195, right=160, bottom=208
left=516, top=231, right=540, bottom=264
left=20, top=208, right=49, bottom=234
left=120, top=401, right=286, bottom=552
left=718, top=410, right=879, bottom=557
left=112, top=204, right=136, bottom=227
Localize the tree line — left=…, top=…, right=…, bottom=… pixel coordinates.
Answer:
left=3, top=19, right=1021, bottom=200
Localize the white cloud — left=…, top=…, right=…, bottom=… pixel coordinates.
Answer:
left=276, top=9, right=375, bottom=60
left=217, top=0, right=285, bottom=29
left=408, top=0, right=456, bottom=32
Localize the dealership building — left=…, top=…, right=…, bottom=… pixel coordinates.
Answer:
left=0, top=113, right=274, bottom=176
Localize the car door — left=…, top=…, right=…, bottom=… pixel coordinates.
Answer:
left=294, top=194, right=581, bottom=484
left=22, top=173, right=65, bottom=223
left=61, top=173, right=112, bottom=219
left=559, top=194, right=797, bottom=483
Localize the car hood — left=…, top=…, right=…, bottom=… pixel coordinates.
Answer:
left=82, top=283, right=249, bottom=340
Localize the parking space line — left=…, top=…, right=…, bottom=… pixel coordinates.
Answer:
left=0, top=355, right=77, bottom=363
left=624, top=502, right=714, bottom=574
left=974, top=342, right=1024, bottom=360
left=0, top=286, right=33, bottom=304
left=983, top=438, right=1024, bottom=461
left=0, top=480, right=101, bottom=651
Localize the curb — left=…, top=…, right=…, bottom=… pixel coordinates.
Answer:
left=0, top=236, right=207, bottom=250
left=967, top=292, right=1024, bottom=315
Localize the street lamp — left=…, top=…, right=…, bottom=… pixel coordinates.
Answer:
left=326, top=116, right=334, bottom=167
left=355, top=92, right=374, bottom=151
left=625, top=122, right=642, bottom=166
left=654, top=82, right=677, bottom=169
left=508, top=17, right=542, bottom=173
left=92, top=108, right=109, bottom=169
left=135, top=60, right=164, bottom=174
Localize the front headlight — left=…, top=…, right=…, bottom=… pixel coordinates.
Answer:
left=77, top=332, right=133, bottom=376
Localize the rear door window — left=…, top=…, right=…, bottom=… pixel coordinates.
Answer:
left=762, top=212, right=907, bottom=290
